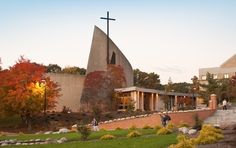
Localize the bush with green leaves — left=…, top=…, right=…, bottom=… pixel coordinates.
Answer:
left=100, top=134, right=116, bottom=140
left=77, top=124, right=91, bottom=141
left=157, top=127, right=172, bottom=135
left=127, top=130, right=142, bottom=138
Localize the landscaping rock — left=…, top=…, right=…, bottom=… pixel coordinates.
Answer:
left=46, top=138, right=53, bottom=141
left=59, top=137, right=68, bottom=142
left=72, top=124, right=77, bottom=128
left=35, top=139, right=41, bottom=142
left=188, top=129, right=197, bottom=135
left=1, top=142, right=8, bottom=146
left=44, top=131, right=53, bottom=134
left=58, top=128, right=70, bottom=134
left=178, top=127, right=189, bottom=134
left=15, top=142, right=21, bottom=145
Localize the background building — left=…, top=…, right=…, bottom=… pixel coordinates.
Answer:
left=199, top=54, right=236, bottom=83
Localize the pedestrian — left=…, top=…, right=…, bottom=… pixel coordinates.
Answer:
left=91, top=118, right=99, bottom=131
left=222, top=99, right=227, bottom=110
left=159, top=113, right=166, bottom=127
left=164, top=112, right=171, bottom=125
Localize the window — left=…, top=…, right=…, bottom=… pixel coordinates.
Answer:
left=201, top=75, right=206, bottom=80
left=110, top=52, right=116, bottom=64
left=224, top=74, right=229, bottom=79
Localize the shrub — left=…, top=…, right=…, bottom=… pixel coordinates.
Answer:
left=166, top=123, right=176, bottom=131
left=195, top=124, right=223, bottom=145
left=169, top=134, right=196, bottom=148
left=77, top=124, right=91, bottom=141
left=115, top=127, right=123, bottom=130
left=142, top=125, right=152, bottom=129
left=100, top=134, right=116, bottom=140
left=129, top=125, right=137, bottom=130
left=127, top=130, right=142, bottom=138
left=157, top=127, right=172, bottom=135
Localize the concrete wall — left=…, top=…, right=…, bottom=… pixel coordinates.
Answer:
left=47, top=73, right=85, bottom=112
left=86, top=26, right=133, bottom=86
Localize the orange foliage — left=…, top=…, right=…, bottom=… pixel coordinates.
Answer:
left=0, top=56, right=60, bottom=118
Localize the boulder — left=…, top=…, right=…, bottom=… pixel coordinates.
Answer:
left=52, top=131, right=59, bottom=134
left=1, top=142, right=8, bottom=146
left=71, top=124, right=77, bottom=128
left=44, top=131, right=53, bottom=134
left=15, top=142, right=21, bottom=145
left=178, top=127, right=189, bottom=134
left=35, top=139, right=41, bottom=142
left=188, top=129, right=197, bottom=135
left=58, top=128, right=70, bottom=134
left=59, top=137, right=68, bottom=142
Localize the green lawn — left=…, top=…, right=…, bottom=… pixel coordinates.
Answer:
left=0, top=129, right=177, bottom=148
left=9, top=134, right=177, bottom=148
left=0, top=129, right=156, bottom=141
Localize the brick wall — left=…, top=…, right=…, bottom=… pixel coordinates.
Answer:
left=99, top=109, right=215, bottom=130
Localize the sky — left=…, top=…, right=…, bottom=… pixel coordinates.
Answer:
left=0, top=0, right=236, bottom=84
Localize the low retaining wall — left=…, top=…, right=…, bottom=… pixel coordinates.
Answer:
left=99, top=109, right=216, bottom=130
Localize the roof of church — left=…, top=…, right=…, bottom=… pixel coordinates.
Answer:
left=220, top=54, right=236, bottom=68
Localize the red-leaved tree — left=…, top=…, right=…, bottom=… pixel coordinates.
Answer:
left=0, top=57, right=60, bottom=129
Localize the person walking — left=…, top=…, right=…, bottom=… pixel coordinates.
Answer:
left=164, top=113, right=171, bottom=125
left=223, top=99, right=227, bottom=110
left=160, top=114, right=166, bottom=127
left=91, top=118, right=99, bottom=131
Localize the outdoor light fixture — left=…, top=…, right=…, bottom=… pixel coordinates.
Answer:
left=41, top=80, right=47, bottom=118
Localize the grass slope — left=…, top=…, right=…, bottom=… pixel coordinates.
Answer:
left=9, top=134, right=177, bottom=148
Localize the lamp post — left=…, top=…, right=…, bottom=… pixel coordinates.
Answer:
left=41, top=80, right=47, bottom=119
left=192, top=87, right=196, bottom=109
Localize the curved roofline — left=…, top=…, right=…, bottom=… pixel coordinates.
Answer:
left=94, top=25, right=133, bottom=69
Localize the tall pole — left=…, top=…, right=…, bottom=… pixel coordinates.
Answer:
left=44, top=84, right=46, bottom=117
left=41, top=80, right=47, bottom=124
left=107, top=11, right=109, bottom=65
left=100, top=11, right=116, bottom=64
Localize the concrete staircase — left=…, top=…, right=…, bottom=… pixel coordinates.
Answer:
left=204, top=107, right=236, bottom=125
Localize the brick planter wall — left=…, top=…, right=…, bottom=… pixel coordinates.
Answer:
left=99, top=109, right=216, bottom=130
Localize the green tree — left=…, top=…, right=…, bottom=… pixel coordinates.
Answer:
left=133, top=69, right=163, bottom=89
left=46, top=64, right=62, bottom=73
left=62, top=66, right=86, bottom=75
left=171, top=82, right=191, bottom=93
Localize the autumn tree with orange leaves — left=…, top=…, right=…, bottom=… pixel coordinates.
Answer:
left=0, top=57, right=60, bottom=129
